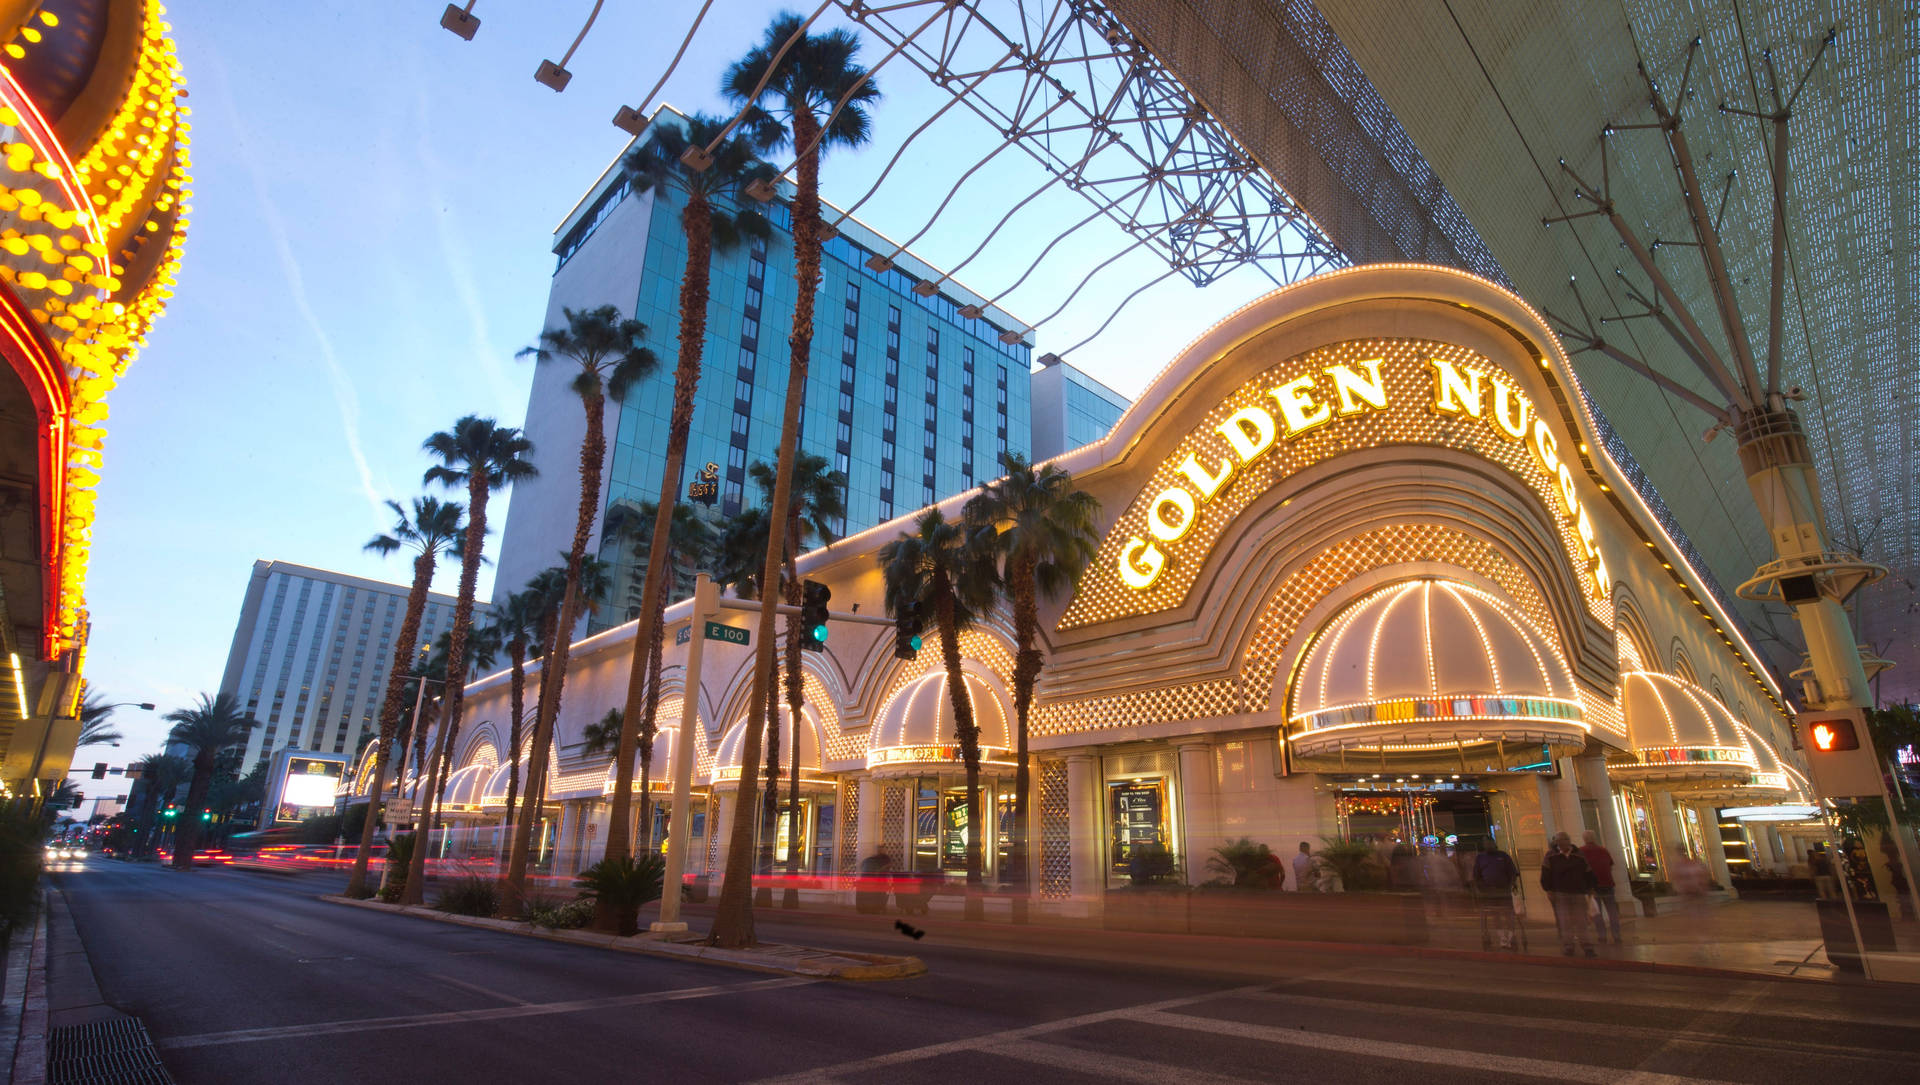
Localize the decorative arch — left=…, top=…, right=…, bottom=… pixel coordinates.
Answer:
left=1670, top=640, right=1698, bottom=684
left=1610, top=586, right=1659, bottom=674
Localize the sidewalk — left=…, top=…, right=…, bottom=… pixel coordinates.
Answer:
left=6, top=887, right=174, bottom=1085
left=682, top=886, right=1920, bottom=984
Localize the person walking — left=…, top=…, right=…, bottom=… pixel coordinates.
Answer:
left=1472, top=836, right=1520, bottom=949
left=1292, top=841, right=1315, bottom=892
left=1580, top=830, right=1622, bottom=945
left=1541, top=831, right=1597, bottom=957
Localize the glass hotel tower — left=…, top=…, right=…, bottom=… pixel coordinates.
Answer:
left=494, top=109, right=1039, bottom=627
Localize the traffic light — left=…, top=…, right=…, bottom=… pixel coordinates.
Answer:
left=799, top=580, right=831, bottom=651
left=894, top=601, right=925, bottom=660
left=1808, top=717, right=1860, bottom=752
left=200, top=810, right=212, bottom=822
left=161, top=806, right=177, bottom=819
left=91, top=762, right=107, bottom=780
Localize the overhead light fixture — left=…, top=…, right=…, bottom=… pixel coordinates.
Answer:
left=612, top=106, right=649, bottom=137
left=440, top=3, right=479, bottom=40
left=534, top=59, right=572, bottom=92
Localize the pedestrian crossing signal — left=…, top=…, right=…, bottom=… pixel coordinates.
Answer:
left=1808, top=717, right=1859, bottom=752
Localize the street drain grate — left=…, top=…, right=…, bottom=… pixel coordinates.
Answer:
left=46, top=1018, right=175, bottom=1085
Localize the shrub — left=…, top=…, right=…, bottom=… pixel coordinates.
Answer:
left=433, top=875, right=499, bottom=916
left=376, top=833, right=415, bottom=904
left=1126, top=842, right=1178, bottom=887
left=1, top=803, right=47, bottom=946
left=1316, top=838, right=1389, bottom=891
left=575, top=853, right=665, bottom=935
left=1206, top=838, right=1283, bottom=889
left=529, top=896, right=596, bottom=930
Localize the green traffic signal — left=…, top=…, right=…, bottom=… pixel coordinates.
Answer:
left=909, top=634, right=922, bottom=652
left=811, top=623, right=829, bottom=644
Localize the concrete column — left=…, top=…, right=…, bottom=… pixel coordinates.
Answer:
left=1698, top=802, right=1736, bottom=895
left=1764, top=825, right=1785, bottom=870
left=1573, top=753, right=1629, bottom=861
left=1544, top=760, right=1584, bottom=840
left=1176, top=740, right=1215, bottom=886
left=1652, top=789, right=1686, bottom=866
left=855, top=775, right=879, bottom=869
left=1066, top=754, right=1101, bottom=900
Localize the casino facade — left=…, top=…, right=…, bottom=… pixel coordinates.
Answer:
left=382, top=265, right=1817, bottom=899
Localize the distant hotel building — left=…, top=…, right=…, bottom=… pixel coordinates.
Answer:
left=493, top=108, right=1037, bottom=628
left=1030, top=354, right=1131, bottom=461
left=219, top=561, right=465, bottom=773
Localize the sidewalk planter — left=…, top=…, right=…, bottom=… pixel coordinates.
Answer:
left=1102, top=887, right=1191, bottom=934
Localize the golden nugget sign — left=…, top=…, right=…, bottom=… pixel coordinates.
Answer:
left=1117, top=352, right=1610, bottom=596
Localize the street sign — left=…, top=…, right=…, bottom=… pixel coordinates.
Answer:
left=704, top=621, right=748, bottom=645
left=675, top=624, right=691, bottom=646
left=384, top=798, right=414, bottom=821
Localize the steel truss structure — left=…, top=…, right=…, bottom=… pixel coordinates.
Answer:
left=837, top=0, right=1345, bottom=291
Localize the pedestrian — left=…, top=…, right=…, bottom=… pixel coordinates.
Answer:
left=1541, top=831, right=1597, bottom=957
left=1670, top=845, right=1710, bottom=913
left=1472, top=836, right=1519, bottom=949
left=1809, top=844, right=1838, bottom=899
left=1293, top=840, right=1314, bottom=892
left=1579, top=830, right=1622, bottom=945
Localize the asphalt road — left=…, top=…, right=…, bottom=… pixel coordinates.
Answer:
left=51, top=860, right=1920, bottom=1084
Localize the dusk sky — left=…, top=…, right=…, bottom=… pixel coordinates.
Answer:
left=81, top=2, right=1284, bottom=762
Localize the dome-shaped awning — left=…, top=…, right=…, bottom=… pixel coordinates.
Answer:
left=1286, top=579, right=1587, bottom=771
left=1611, top=671, right=1758, bottom=785
left=713, top=704, right=825, bottom=784
left=866, top=670, right=1014, bottom=773
left=439, top=763, right=491, bottom=812
left=602, top=726, right=680, bottom=794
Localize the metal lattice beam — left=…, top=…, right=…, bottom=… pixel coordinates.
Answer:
left=838, top=0, right=1345, bottom=289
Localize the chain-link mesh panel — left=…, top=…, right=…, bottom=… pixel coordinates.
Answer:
left=1038, top=760, right=1071, bottom=899
left=839, top=780, right=860, bottom=872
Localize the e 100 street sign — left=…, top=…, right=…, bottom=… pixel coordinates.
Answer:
left=704, top=621, right=748, bottom=645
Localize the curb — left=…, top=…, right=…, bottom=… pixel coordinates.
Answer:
left=4, top=893, right=49, bottom=1085
left=317, top=896, right=925, bottom=981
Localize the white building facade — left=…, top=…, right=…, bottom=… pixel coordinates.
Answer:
left=220, top=561, right=465, bottom=773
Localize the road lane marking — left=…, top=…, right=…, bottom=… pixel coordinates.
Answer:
left=984, top=1039, right=1261, bottom=1083
left=750, top=984, right=1273, bottom=1084
left=158, top=976, right=813, bottom=1049
left=1130, top=1010, right=1749, bottom=1085
left=1330, top=967, right=1918, bottom=1029
left=427, top=972, right=529, bottom=1006
left=1232, top=989, right=1912, bottom=1062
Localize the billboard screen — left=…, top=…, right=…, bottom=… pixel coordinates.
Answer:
left=276, top=757, right=344, bottom=824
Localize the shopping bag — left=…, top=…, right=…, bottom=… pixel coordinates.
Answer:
left=1511, top=893, right=1526, bottom=918
left=1586, top=894, right=1600, bottom=918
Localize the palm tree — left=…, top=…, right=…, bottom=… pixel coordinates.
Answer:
left=129, top=752, right=188, bottom=857
left=506, top=557, right=615, bottom=879
left=713, top=506, right=772, bottom=598
left=601, top=116, right=773, bottom=926
left=711, top=12, right=880, bottom=948
left=604, top=500, right=719, bottom=616
left=750, top=453, right=845, bottom=894
left=508, top=308, right=655, bottom=914
left=483, top=588, right=540, bottom=862
left=879, top=509, right=996, bottom=915
left=411, top=620, right=504, bottom=854
left=346, top=496, right=464, bottom=898
left=75, top=692, right=127, bottom=748
left=162, top=694, right=260, bottom=870
left=413, top=416, right=536, bottom=904
left=965, top=454, right=1100, bottom=908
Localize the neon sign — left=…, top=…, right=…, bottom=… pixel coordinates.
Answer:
left=1115, top=352, right=1610, bottom=598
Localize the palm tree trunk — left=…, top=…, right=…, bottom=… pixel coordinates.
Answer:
left=635, top=602, right=666, bottom=855
left=347, top=549, right=437, bottom=896
left=410, top=477, right=490, bottom=900
left=510, top=383, right=606, bottom=910
left=712, top=104, right=825, bottom=949
left=1011, top=566, right=1042, bottom=906
left=171, top=753, right=216, bottom=869
left=608, top=196, right=715, bottom=897
left=499, top=640, right=526, bottom=868
left=936, top=579, right=986, bottom=919
left=759, top=653, right=782, bottom=880
left=782, top=540, right=804, bottom=902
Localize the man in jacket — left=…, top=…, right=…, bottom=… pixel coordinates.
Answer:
left=1580, top=830, right=1622, bottom=944
left=1541, top=831, right=1597, bottom=957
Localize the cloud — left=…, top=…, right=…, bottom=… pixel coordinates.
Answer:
left=204, top=53, right=387, bottom=518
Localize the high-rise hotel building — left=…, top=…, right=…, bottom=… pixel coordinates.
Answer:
left=493, top=108, right=1036, bottom=627
left=219, top=561, right=465, bottom=773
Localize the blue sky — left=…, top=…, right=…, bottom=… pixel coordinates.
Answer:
left=80, top=2, right=1287, bottom=763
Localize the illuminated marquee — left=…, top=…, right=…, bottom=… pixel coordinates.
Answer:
left=868, top=744, right=1014, bottom=767
left=1110, top=346, right=1609, bottom=598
